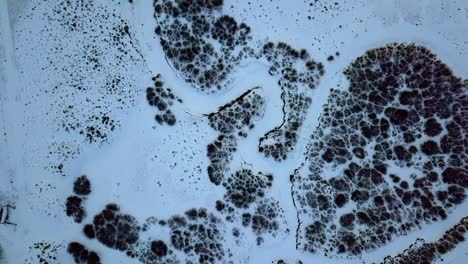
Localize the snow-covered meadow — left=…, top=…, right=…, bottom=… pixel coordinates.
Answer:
left=0, top=0, right=467, bottom=263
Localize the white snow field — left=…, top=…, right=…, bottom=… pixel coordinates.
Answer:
left=0, top=0, right=467, bottom=263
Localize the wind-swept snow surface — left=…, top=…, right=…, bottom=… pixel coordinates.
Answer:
left=0, top=0, right=467, bottom=263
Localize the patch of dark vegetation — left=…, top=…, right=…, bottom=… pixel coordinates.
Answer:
left=75, top=196, right=225, bottom=263
left=206, top=89, right=265, bottom=185
left=201, top=87, right=285, bottom=244
left=167, top=208, right=226, bottom=263
left=216, top=168, right=285, bottom=245
left=66, top=175, right=93, bottom=223
left=150, top=240, right=168, bottom=257
left=258, top=42, right=323, bottom=161
left=206, top=134, right=237, bottom=185
left=73, top=175, right=91, bottom=196
left=146, top=74, right=182, bottom=126
left=223, top=168, right=273, bottom=208
left=67, top=242, right=101, bottom=264
left=82, top=203, right=178, bottom=263
left=65, top=196, right=86, bottom=223
left=154, top=1, right=324, bottom=161
left=294, top=43, right=467, bottom=256
left=87, top=204, right=140, bottom=251
left=207, top=88, right=264, bottom=136
left=136, top=239, right=177, bottom=264
left=203, top=86, right=270, bottom=226
left=383, top=216, right=468, bottom=263
left=154, top=0, right=251, bottom=92
left=249, top=200, right=283, bottom=240
left=275, top=260, right=304, bottom=264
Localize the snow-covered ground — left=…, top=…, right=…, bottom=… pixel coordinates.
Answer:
left=0, top=0, right=467, bottom=263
